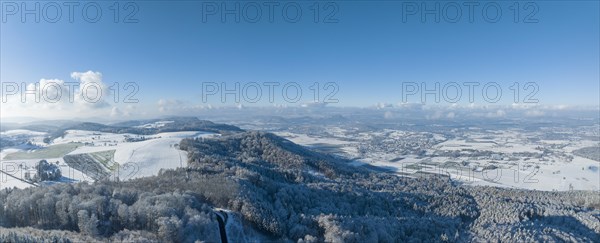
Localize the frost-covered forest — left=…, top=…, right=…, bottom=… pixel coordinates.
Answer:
left=1, top=131, right=599, bottom=242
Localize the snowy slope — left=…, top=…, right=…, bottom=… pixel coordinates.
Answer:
left=67, top=131, right=216, bottom=180
left=1, top=129, right=216, bottom=188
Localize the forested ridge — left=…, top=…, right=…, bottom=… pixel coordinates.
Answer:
left=1, top=131, right=599, bottom=242
left=44, top=117, right=243, bottom=141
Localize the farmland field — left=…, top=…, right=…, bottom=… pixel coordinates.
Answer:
left=3, top=143, right=82, bottom=160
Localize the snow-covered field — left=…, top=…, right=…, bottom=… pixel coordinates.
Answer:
left=66, top=131, right=215, bottom=179
left=1, top=129, right=216, bottom=189
left=64, top=131, right=214, bottom=180
left=275, top=131, right=360, bottom=157
left=280, top=128, right=600, bottom=192
left=2, top=125, right=598, bottom=192
left=275, top=132, right=353, bottom=146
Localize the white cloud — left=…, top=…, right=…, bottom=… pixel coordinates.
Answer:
left=301, top=101, right=328, bottom=108
left=71, top=71, right=103, bottom=85
left=396, top=102, right=424, bottom=110
left=70, top=71, right=109, bottom=109
left=375, top=102, right=393, bottom=109
left=525, top=110, right=545, bottom=117
left=1, top=71, right=114, bottom=118
left=427, top=110, right=444, bottom=120
left=511, top=103, right=538, bottom=110
left=157, top=99, right=184, bottom=112
left=486, top=109, right=506, bottom=118
left=110, top=107, right=123, bottom=117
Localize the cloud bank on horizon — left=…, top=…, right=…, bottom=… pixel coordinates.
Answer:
left=0, top=70, right=598, bottom=121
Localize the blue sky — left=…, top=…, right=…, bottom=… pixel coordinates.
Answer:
left=1, top=1, right=598, bottom=118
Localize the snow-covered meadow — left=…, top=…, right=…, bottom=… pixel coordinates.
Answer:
left=278, top=127, right=600, bottom=192
left=1, top=128, right=216, bottom=189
